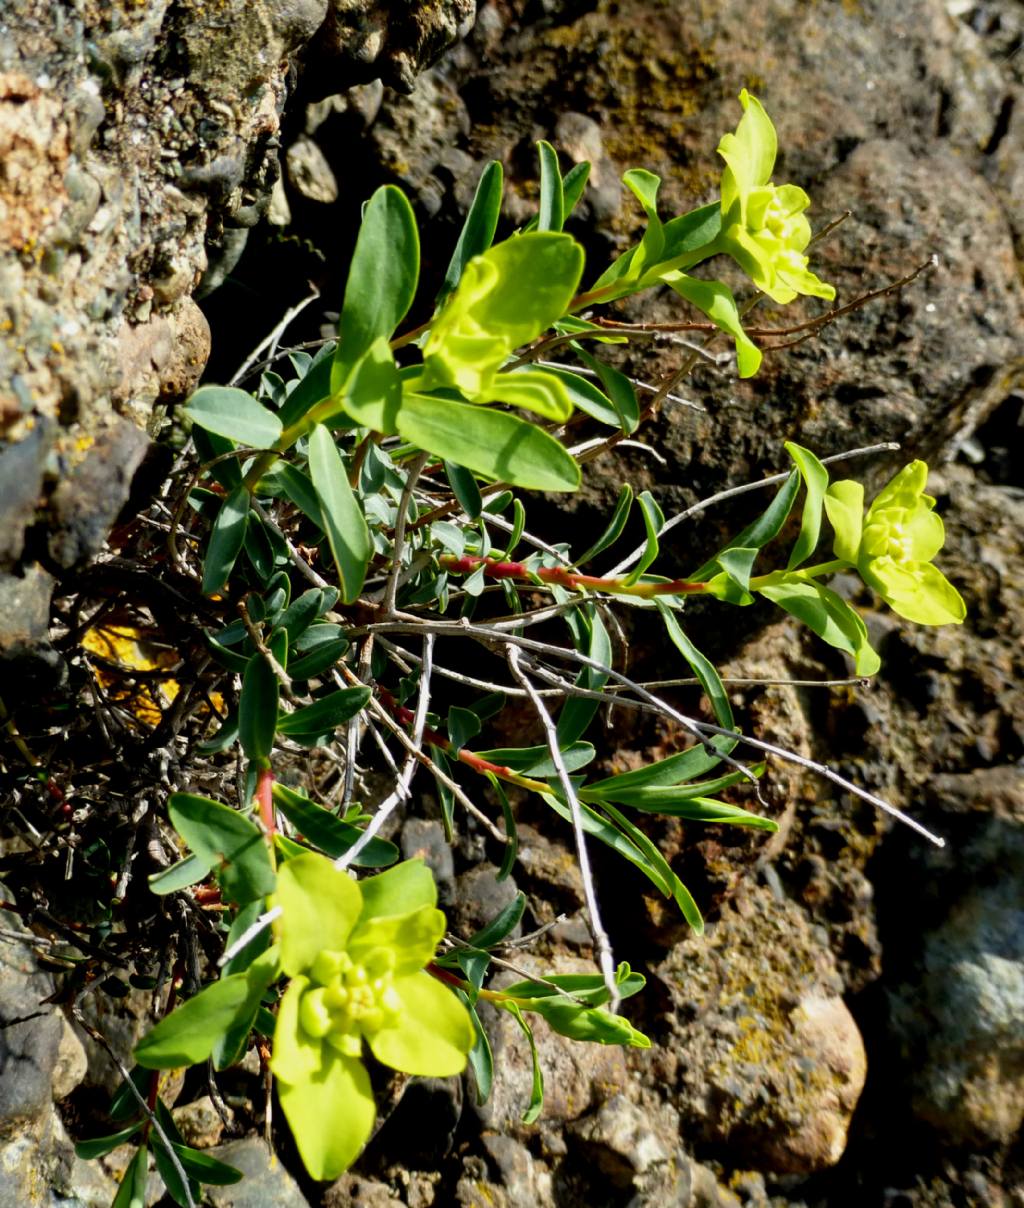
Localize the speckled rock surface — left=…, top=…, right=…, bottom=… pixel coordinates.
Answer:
left=0, top=0, right=475, bottom=683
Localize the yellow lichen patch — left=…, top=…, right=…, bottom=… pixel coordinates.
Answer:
left=81, top=622, right=182, bottom=729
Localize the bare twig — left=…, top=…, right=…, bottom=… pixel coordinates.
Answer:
left=336, top=633, right=434, bottom=870
left=359, top=616, right=944, bottom=845
left=229, top=285, right=320, bottom=387
left=507, top=646, right=620, bottom=1012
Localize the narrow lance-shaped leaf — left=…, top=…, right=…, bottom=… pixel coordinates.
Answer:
left=537, top=140, right=565, bottom=232
left=307, top=424, right=371, bottom=603
left=239, top=653, right=279, bottom=769
left=201, top=486, right=249, bottom=597
left=757, top=575, right=881, bottom=676
left=440, top=160, right=503, bottom=303
left=577, top=483, right=633, bottom=565
left=334, top=185, right=419, bottom=385
left=785, top=441, right=829, bottom=569
left=690, top=469, right=801, bottom=581
left=623, top=490, right=664, bottom=584
left=574, top=347, right=640, bottom=433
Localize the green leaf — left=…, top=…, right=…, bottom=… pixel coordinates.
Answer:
left=271, top=462, right=323, bottom=528
left=192, top=426, right=242, bottom=491
left=576, top=484, right=632, bottom=565
left=574, top=347, right=640, bottom=433
left=537, top=140, right=565, bottom=232
left=540, top=365, right=622, bottom=429
left=357, top=858, right=436, bottom=921
left=367, top=972, right=475, bottom=1076
left=135, top=975, right=251, bottom=1068
left=440, top=160, right=503, bottom=303
left=147, top=853, right=209, bottom=896
left=447, top=704, right=482, bottom=752
left=716, top=546, right=759, bottom=594
left=276, top=852, right=362, bottom=976
left=307, top=424, right=371, bottom=603
left=277, top=687, right=370, bottom=736
left=334, top=184, right=419, bottom=384
left=561, top=161, right=590, bottom=220
left=153, top=1132, right=199, bottom=1208
left=757, top=576, right=881, bottom=676
left=823, top=478, right=864, bottom=564
left=183, top=386, right=283, bottom=449
left=75, top=1121, right=145, bottom=1160
left=656, top=604, right=735, bottom=732
left=278, top=342, right=334, bottom=429
left=274, top=588, right=326, bottom=646
left=465, top=998, right=494, bottom=1104
left=333, top=336, right=402, bottom=432
left=239, top=653, right=279, bottom=768
left=490, top=367, right=573, bottom=422
left=556, top=604, right=611, bottom=746
left=584, top=763, right=762, bottom=805
left=691, top=469, right=800, bottom=581
left=167, top=793, right=276, bottom=905
left=662, top=272, right=762, bottom=378
left=623, top=168, right=665, bottom=275
left=467, top=892, right=526, bottom=950
left=476, top=741, right=595, bottom=777
left=595, top=799, right=705, bottom=933
left=610, top=793, right=776, bottom=829
left=243, top=510, right=277, bottom=581
left=658, top=201, right=722, bottom=263
left=201, top=485, right=249, bottom=596
left=505, top=1003, right=544, bottom=1123
left=112, top=1144, right=149, bottom=1208
left=523, top=998, right=650, bottom=1047
left=221, top=899, right=271, bottom=977
left=423, top=232, right=584, bottom=398
left=396, top=394, right=580, bottom=492
left=278, top=1048, right=376, bottom=1181
left=287, top=639, right=349, bottom=681
left=624, top=490, right=664, bottom=584
left=444, top=461, right=483, bottom=519
left=169, top=1144, right=243, bottom=1186
left=584, top=740, right=735, bottom=794
left=785, top=442, right=830, bottom=570
left=272, top=782, right=398, bottom=867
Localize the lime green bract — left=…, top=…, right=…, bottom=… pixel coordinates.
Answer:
left=825, top=462, right=966, bottom=626
left=271, top=855, right=474, bottom=1180
left=715, top=90, right=836, bottom=306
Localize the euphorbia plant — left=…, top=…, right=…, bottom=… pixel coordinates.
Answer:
left=87, top=91, right=969, bottom=1203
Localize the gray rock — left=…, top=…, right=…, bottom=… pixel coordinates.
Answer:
left=567, top=1094, right=671, bottom=1189
left=51, top=1018, right=87, bottom=1102
left=480, top=1132, right=552, bottom=1208
left=0, top=923, right=62, bottom=1136
left=204, top=1138, right=311, bottom=1207
left=887, top=764, right=1024, bottom=1144
left=449, top=862, right=520, bottom=939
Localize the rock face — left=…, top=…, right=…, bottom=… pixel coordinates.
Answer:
left=0, top=0, right=475, bottom=685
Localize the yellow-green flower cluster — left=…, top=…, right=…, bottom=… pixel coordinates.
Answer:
left=715, top=90, right=836, bottom=306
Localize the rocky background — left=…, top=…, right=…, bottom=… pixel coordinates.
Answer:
left=1, top=0, right=1023, bottom=1205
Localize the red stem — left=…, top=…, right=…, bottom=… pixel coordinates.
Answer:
left=439, top=554, right=705, bottom=598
